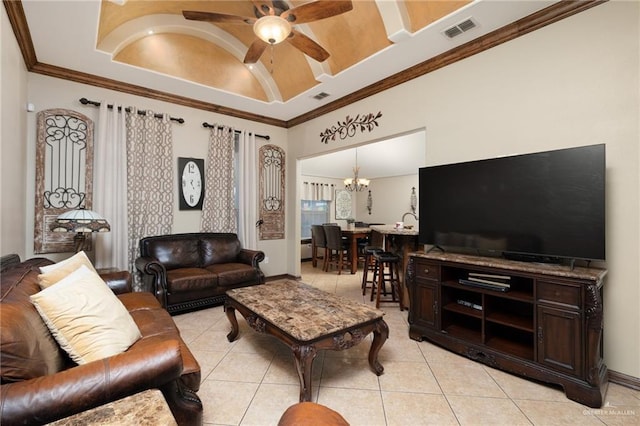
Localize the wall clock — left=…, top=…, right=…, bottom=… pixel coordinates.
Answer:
left=178, top=157, right=205, bottom=210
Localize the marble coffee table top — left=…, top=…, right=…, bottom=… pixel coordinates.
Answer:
left=48, top=389, right=175, bottom=425
left=226, top=280, right=384, bottom=342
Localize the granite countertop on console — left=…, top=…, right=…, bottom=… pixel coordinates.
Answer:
left=410, top=251, right=607, bottom=282
left=370, top=224, right=419, bottom=236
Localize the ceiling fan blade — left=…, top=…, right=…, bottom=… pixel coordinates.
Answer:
left=182, top=10, right=255, bottom=25
left=244, top=39, right=269, bottom=63
left=288, top=29, right=330, bottom=62
left=282, top=1, right=353, bottom=24
left=252, top=0, right=276, bottom=17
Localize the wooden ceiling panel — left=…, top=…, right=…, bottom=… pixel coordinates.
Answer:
left=309, top=1, right=391, bottom=74
left=403, top=0, right=473, bottom=33
left=265, top=42, right=319, bottom=101
left=97, top=1, right=473, bottom=103
left=98, top=1, right=256, bottom=43
left=114, top=33, right=268, bottom=102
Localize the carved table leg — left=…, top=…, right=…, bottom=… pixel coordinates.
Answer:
left=368, top=319, right=389, bottom=375
left=225, top=305, right=239, bottom=342
left=292, top=344, right=318, bottom=402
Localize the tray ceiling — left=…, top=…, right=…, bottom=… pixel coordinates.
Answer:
left=13, top=0, right=586, bottom=124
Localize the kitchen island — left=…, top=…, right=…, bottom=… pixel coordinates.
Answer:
left=369, top=225, right=419, bottom=310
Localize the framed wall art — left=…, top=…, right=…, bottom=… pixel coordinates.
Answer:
left=34, top=109, right=94, bottom=253
left=259, top=145, right=285, bottom=240
left=335, top=189, right=352, bottom=219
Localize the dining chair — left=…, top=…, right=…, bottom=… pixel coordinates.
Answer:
left=323, top=225, right=351, bottom=274
left=311, top=225, right=328, bottom=270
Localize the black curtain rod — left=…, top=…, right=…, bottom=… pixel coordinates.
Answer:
left=79, top=98, right=185, bottom=124
left=202, top=122, right=270, bottom=140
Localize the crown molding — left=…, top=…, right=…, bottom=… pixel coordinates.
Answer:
left=3, top=0, right=36, bottom=67
left=4, top=0, right=606, bottom=129
left=28, top=61, right=287, bottom=127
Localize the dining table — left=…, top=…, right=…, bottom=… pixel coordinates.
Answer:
left=340, top=227, right=371, bottom=274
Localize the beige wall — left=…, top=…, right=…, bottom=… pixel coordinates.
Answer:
left=1, top=9, right=29, bottom=258
left=359, top=174, right=419, bottom=226
left=287, top=1, right=640, bottom=378
left=21, top=75, right=289, bottom=275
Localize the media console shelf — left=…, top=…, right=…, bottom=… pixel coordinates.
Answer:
left=406, top=252, right=608, bottom=408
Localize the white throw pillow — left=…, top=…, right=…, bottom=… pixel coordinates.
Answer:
left=30, top=265, right=141, bottom=364
left=38, top=251, right=98, bottom=288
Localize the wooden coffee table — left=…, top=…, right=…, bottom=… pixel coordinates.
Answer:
left=225, top=280, right=388, bottom=402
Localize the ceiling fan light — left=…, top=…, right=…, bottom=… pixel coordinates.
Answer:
left=253, top=15, right=291, bottom=45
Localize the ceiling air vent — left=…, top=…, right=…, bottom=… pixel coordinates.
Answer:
left=443, top=17, right=477, bottom=39
left=312, top=92, right=330, bottom=101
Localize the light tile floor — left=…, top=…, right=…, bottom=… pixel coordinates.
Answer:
left=172, top=262, right=640, bottom=426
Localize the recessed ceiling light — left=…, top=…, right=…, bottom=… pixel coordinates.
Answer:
left=147, top=29, right=154, bottom=35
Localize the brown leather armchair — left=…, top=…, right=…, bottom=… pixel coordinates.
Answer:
left=0, top=255, right=202, bottom=425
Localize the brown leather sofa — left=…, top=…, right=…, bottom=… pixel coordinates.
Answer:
left=0, top=255, right=202, bottom=426
left=136, top=233, right=265, bottom=315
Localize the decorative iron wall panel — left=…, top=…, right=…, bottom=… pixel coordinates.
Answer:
left=34, top=109, right=94, bottom=253
left=259, top=145, right=285, bottom=240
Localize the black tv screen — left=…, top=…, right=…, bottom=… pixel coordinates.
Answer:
left=418, top=144, right=605, bottom=262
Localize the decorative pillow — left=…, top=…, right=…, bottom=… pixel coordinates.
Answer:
left=30, top=265, right=141, bottom=364
left=38, top=251, right=98, bottom=288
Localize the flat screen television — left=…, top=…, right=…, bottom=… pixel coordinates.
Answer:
left=418, top=144, right=605, bottom=263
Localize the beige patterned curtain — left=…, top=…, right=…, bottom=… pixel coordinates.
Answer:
left=126, top=109, right=173, bottom=290
left=201, top=125, right=236, bottom=232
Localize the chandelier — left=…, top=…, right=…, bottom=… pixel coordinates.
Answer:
left=344, top=148, right=370, bottom=192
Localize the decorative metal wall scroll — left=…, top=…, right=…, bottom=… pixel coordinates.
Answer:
left=410, top=187, right=417, bottom=214
left=320, top=111, right=382, bottom=144
left=367, top=190, right=373, bottom=215
left=34, top=109, right=94, bottom=253
left=258, top=144, right=285, bottom=240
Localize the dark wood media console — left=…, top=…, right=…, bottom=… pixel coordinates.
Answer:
left=406, top=252, right=608, bottom=408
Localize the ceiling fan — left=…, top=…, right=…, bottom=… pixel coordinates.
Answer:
left=182, top=0, right=353, bottom=64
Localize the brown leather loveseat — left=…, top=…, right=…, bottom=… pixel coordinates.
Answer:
left=136, top=233, right=265, bottom=315
left=0, top=255, right=202, bottom=425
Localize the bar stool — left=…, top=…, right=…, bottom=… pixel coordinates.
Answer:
left=373, top=251, right=403, bottom=310
left=362, top=230, right=384, bottom=297
left=361, top=246, right=383, bottom=296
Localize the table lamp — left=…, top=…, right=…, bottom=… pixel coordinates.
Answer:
left=50, top=208, right=110, bottom=253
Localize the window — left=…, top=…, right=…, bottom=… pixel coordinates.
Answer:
left=301, top=200, right=330, bottom=239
